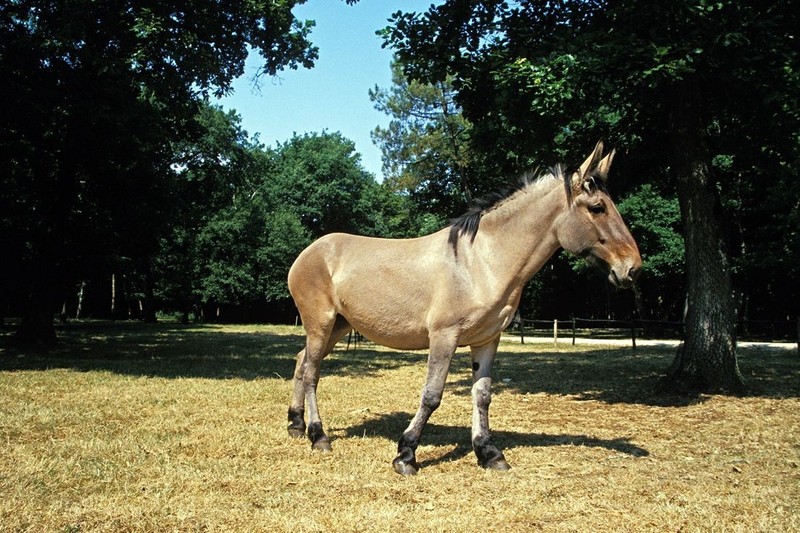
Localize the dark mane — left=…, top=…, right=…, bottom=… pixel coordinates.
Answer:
left=447, top=193, right=503, bottom=251
left=448, top=167, right=573, bottom=253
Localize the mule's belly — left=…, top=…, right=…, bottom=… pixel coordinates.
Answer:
left=354, top=325, right=431, bottom=351
left=339, top=302, right=432, bottom=351
left=331, top=253, right=438, bottom=351
left=341, top=298, right=517, bottom=352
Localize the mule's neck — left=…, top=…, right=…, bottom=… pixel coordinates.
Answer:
left=469, top=176, right=567, bottom=288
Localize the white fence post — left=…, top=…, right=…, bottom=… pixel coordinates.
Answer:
left=553, top=319, right=558, bottom=348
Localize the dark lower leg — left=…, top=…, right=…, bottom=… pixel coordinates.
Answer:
left=393, top=432, right=421, bottom=476
left=291, top=317, right=350, bottom=452
left=307, top=421, right=331, bottom=451
left=288, top=348, right=307, bottom=438
left=471, top=340, right=510, bottom=470
left=303, top=359, right=332, bottom=452
left=473, top=434, right=509, bottom=470
left=393, top=393, right=439, bottom=476
left=287, top=407, right=306, bottom=438
left=393, top=338, right=453, bottom=475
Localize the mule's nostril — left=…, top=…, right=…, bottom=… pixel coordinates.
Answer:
left=628, top=266, right=640, bottom=281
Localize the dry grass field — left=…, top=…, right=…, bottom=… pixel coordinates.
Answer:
left=1, top=322, right=798, bottom=532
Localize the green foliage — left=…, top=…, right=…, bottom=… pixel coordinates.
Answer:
left=196, top=205, right=262, bottom=305
left=370, top=60, right=475, bottom=217
left=1, top=0, right=318, bottom=336
left=154, top=116, right=422, bottom=317
left=258, top=209, right=312, bottom=300
left=617, top=185, right=684, bottom=279
left=273, top=132, right=379, bottom=236
left=382, top=0, right=800, bottom=321
left=194, top=202, right=310, bottom=305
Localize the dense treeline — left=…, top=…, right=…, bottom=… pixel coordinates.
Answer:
left=0, top=0, right=320, bottom=342
left=125, top=118, right=427, bottom=325
left=4, top=98, right=428, bottom=326
left=2, top=0, right=798, bottom=391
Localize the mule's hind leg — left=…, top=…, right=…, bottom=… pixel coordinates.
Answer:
left=288, top=315, right=351, bottom=451
left=470, top=337, right=510, bottom=470
left=287, top=347, right=309, bottom=438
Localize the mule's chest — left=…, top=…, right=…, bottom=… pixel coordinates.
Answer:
left=458, top=297, right=520, bottom=347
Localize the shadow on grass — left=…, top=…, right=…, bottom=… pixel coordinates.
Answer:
left=344, top=411, right=649, bottom=468
left=446, top=344, right=799, bottom=405
left=0, top=321, right=419, bottom=381
left=1, top=322, right=796, bottom=403
left=465, top=347, right=702, bottom=407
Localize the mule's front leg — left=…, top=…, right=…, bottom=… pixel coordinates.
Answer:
left=393, top=337, right=455, bottom=476
left=471, top=338, right=510, bottom=470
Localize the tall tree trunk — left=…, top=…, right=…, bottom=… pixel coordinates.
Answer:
left=664, top=83, right=744, bottom=392
left=111, top=273, right=117, bottom=319
left=13, top=261, right=58, bottom=346
left=140, top=257, right=157, bottom=323
left=76, top=281, right=86, bottom=319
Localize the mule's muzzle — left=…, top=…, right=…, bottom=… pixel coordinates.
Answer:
left=609, top=260, right=641, bottom=289
left=579, top=250, right=639, bottom=289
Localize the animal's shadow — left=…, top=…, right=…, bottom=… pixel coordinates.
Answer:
left=343, top=411, right=649, bottom=469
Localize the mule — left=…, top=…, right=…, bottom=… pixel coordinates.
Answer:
left=286, top=142, right=641, bottom=475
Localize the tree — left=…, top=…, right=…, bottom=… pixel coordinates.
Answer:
left=1, top=0, right=317, bottom=343
left=155, top=123, right=417, bottom=322
left=273, top=132, right=389, bottom=237
left=383, top=0, right=800, bottom=391
left=370, top=60, right=475, bottom=218
left=617, top=185, right=685, bottom=324
left=155, top=103, right=272, bottom=319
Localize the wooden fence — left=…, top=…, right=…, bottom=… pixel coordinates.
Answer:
left=511, top=316, right=800, bottom=351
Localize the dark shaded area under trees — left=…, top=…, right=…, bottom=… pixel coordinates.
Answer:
left=2, top=1, right=798, bottom=391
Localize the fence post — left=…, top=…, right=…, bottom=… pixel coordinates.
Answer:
left=553, top=319, right=558, bottom=348
left=519, top=317, right=525, bottom=345
left=572, top=316, right=576, bottom=346
left=631, top=319, right=637, bottom=351
left=796, top=317, right=799, bottom=355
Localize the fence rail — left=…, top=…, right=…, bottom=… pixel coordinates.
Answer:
left=510, top=316, right=800, bottom=351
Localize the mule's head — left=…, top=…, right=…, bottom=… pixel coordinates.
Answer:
left=555, top=141, right=642, bottom=289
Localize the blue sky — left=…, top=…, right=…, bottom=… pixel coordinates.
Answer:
left=216, top=0, right=439, bottom=179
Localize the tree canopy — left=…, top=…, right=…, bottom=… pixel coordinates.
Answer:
left=1, top=0, right=316, bottom=341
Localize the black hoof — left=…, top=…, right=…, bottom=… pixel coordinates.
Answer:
left=288, top=427, right=306, bottom=439
left=311, top=437, right=333, bottom=452
left=475, top=439, right=510, bottom=470
left=484, top=457, right=511, bottom=471
left=393, top=458, right=419, bottom=476
left=307, top=421, right=331, bottom=452
left=287, top=408, right=305, bottom=439
left=393, top=446, right=419, bottom=475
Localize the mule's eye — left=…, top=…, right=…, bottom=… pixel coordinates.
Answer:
left=588, top=203, right=606, bottom=214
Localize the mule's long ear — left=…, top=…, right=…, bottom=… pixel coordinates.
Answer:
left=595, top=148, right=616, bottom=182
left=579, top=140, right=604, bottom=179
left=571, top=140, right=605, bottom=191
